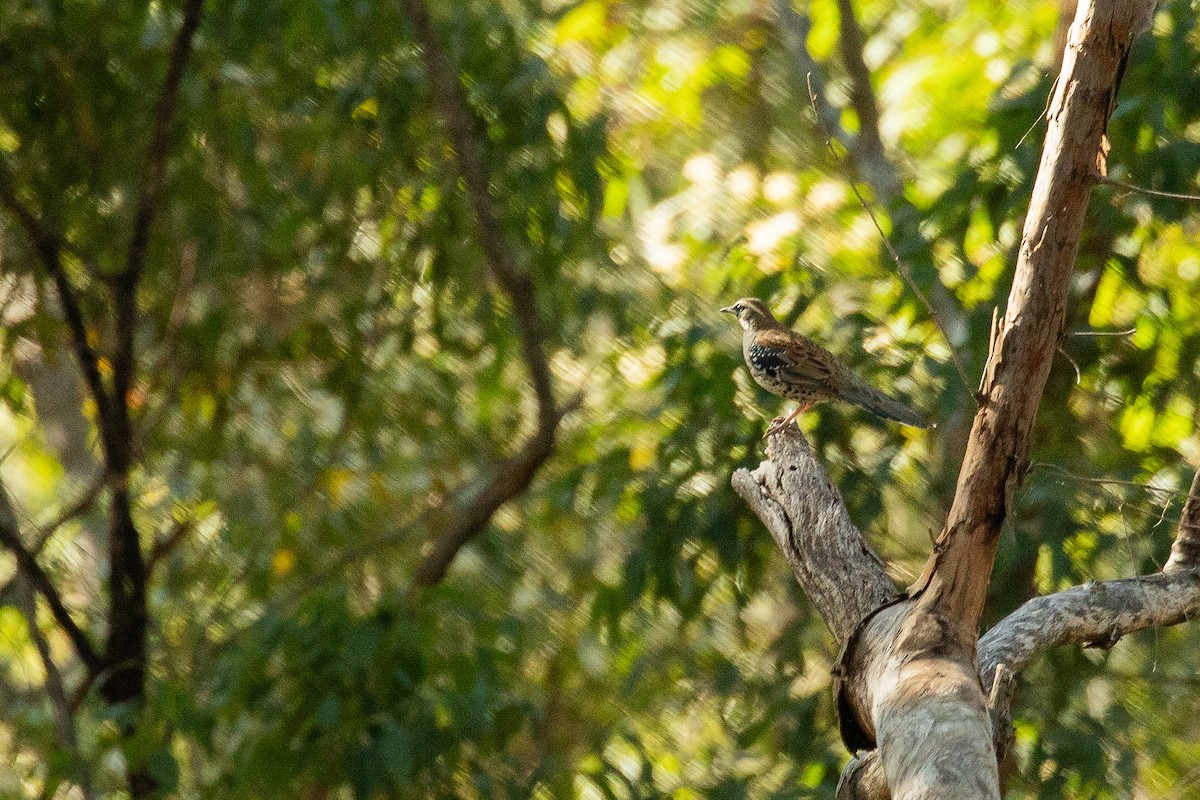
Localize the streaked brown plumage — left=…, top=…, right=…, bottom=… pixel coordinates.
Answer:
left=721, top=298, right=930, bottom=430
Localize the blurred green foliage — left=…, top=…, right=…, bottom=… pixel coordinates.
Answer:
left=0, top=0, right=1198, bottom=797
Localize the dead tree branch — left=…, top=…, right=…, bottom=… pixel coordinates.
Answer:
left=828, top=466, right=1200, bottom=800
left=978, top=573, right=1200, bottom=687
left=983, top=466, right=1200, bottom=687
left=731, top=428, right=898, bottom=645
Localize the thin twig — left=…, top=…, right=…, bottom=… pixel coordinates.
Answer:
left=1102, top=176, right=1200, bottom=203
left=1067, top=327, right=1136, bottom=337
left=805, top=74, right=977, bottom=402
left=1030, top=462, right=1182, bottom=497
left=1056, top=344, right=1082, bottom=385
left=1014, top=79, right=1054, bottom=151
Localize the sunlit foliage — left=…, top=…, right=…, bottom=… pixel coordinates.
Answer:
left=0, top=0, right=1198, bottom=797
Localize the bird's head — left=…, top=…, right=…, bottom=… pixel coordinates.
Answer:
left=720, top=298, right=779, bottom=332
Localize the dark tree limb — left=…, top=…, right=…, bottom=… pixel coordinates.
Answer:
left=0, top=482, right=103, bottom=676
left=400, top=0, right=574, bottom=586
left=833, top=0, right=902, bottom=201
left=14, top=579, right=97, bottom=800
left=0, top=169, right=114, bottom=430
left=99, top=5, right=204, bottom=797
left=0, top=471, right=105, bottom=610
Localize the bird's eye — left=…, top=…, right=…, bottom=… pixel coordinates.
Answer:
left=734, top=304, right=743, bottom=313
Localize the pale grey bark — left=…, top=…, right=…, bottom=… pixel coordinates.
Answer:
left=732, top=429, right=899, bottom=646
left=979, top=574, right=1200, bottom=686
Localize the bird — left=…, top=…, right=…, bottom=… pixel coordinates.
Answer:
left=721, top=297, right=930, bottom=432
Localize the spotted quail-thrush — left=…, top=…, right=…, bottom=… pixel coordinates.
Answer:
left=721, top=298, right=930, bottom=431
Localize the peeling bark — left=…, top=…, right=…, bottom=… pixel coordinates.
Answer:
left=909, top=0, right=1156, bottom=626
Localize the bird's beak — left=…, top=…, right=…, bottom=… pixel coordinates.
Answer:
left=720, top=306, right=735, bottom=315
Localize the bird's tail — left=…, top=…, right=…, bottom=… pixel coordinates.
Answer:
left=838, top=376, right=931, bottom=428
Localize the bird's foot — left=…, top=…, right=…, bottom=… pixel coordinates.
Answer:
left=764, top=414, right=798, bottom=437
left=763, top=403, right=811, bottom=437
left=764, top=417, right=788, bottom=438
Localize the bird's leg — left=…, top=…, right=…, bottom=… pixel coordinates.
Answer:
left=765, top=403, right=812, bottom=436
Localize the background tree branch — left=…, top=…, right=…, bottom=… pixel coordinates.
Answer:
left=773, top=0, right=854, bottom=155
left=412, top=397, right=579, bottom=588
left=0, top=169, right=114, bottom=431
left=833, top=0, right=902, bottom=201
left=401, top=0, right=574, bottom=587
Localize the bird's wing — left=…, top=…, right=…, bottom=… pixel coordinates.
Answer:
left=751, top=330, right=835, bottom=390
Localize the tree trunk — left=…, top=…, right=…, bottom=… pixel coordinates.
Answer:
left=734, top=1, right=1159, bottom=797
